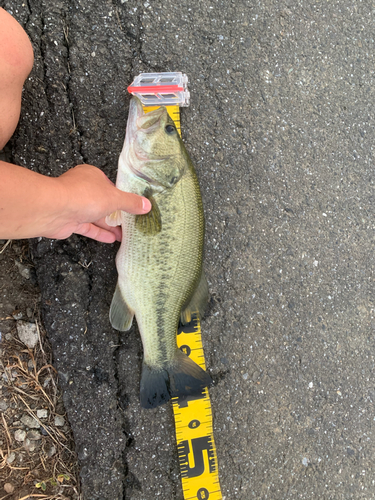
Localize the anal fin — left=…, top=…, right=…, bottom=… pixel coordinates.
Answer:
left=109, top=283, right=134, bottom=331
left=181, top=269, right=209, bottom=325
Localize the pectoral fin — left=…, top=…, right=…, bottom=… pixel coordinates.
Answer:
left=109, top=283, right=134, bottom=331
left=135, top=194, right=162, bottom=235
left=181, top=270, right=209, bottom=325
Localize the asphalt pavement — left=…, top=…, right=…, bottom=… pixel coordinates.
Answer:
left=3, top=0, right=375, bottom=498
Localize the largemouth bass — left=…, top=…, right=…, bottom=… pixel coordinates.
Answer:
left=108, top=97, right=212, bottom=408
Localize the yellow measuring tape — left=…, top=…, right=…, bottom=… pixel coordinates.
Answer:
left=173, top=313, right=222, bottom=500
left=143, top=104, right=222, bottom=500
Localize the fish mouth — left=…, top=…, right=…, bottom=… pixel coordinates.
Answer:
left=128, top=96, right=144, bottom=123
left=127, top=97, right=174, bottom=179
left=128, top=96, right=165, bottom=136
left=124, top=98, right=162, bottom=186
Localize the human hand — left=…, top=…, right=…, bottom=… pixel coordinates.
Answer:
left=46, top=164, right=151, bottom=243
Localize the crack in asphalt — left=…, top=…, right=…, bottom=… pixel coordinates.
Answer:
left=61, top=3, right=87, bottom=165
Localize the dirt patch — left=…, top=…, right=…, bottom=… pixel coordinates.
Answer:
left=0, top=239, right=80, bottom=500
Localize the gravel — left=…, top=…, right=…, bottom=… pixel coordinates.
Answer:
left=54, top=415, right=65, bottom=427
left=36, top=409, right=48, bottom=419
left=4, top=483, right=15, bottom=494
left=0, top=400, right=8, bottom=412
left=6, top=452, right=16, bottom=464
left=14, top=429, right=26, bottom=442
left=16, top=321, right=39, bottom=348
left=15, top=261, right=31, bottom=280
left=20, top=414, right=40, bottom=429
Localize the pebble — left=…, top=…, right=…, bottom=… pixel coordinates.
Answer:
left=40, top=425, right=50, bottom=436
left=0, top=322, right=12, bottom=336
left=37, top=409, right=48, bottom=419
left=0, top=399, right=8, bottom=412
left=54, top=415, right=65, bottom=427
left=4, top=483, right=15, bottom=494
left=24, top=438, right=37, bottom=452
left=6, top=452, right=16, bottom=464
left=15, top=260, right=31, bottom=280
left=21, top=414, right=40, bottom=429
left=14, top=429, right=26, bottom=442
left=27, top=430, right=41, bottom=441
left=16, top=321, right=39, bottom=348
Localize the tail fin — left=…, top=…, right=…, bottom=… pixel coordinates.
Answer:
left=140, top=349, right=212, bottom=409
left=140, top=364, right=170, bottom=409
left=168, top=349, right=212, bottom=398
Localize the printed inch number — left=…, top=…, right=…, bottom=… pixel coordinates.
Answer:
left=172, top=313, right=222, bottom=500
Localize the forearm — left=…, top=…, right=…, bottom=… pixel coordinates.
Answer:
left=0, top=160, right=63, bottom=239
left=0, top=162, right=150, bottom=243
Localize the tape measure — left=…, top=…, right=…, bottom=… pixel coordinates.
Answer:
left=130, top=72, right=222, bottom=500
left=173, top=313, right=222, bottom=500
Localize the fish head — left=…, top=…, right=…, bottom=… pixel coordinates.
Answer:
left=124, top=97, right=186, bottom=191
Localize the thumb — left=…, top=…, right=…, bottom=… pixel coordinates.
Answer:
left=116, top=189, right=151, bottom=215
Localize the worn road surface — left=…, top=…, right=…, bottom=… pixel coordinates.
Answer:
left=3, top=0, right=375, bottom=498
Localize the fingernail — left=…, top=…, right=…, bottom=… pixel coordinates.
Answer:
left=142, top=198, right=152, bottom=213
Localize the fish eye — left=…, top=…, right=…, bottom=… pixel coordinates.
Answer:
left=165, top=124, right=176, bottom=134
